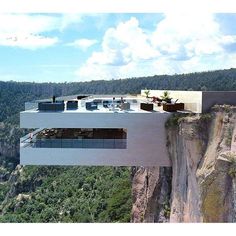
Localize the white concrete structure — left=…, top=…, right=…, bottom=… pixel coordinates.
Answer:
left=20, top=96, right=172, bottom=166
left=20, top=90, right=236, bottom=166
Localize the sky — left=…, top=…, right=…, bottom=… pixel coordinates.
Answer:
left=0, top=13, right=236, bottom=83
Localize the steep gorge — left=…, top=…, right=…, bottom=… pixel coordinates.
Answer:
left=1, top=105, right=236, bottom=222
left=131, top=106, right=236, bottom=223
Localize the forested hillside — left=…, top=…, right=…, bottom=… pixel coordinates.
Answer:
left=0, top=166, right=131, bottom=222
left=0, top=68, right=236, bottom=222
left=1, top=68, right=236, bottom=123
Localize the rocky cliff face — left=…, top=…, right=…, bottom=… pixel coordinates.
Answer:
left=131, top=166, right=171, bottom=222
left=0, top=123, right=20, bottom=183
left=131, top=106, right=236, bottom=223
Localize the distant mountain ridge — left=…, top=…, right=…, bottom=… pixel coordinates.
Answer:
left=1, top=68, right=236, bottom=124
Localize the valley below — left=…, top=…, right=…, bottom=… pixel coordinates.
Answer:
left=1, top=68, right=236, bottom=222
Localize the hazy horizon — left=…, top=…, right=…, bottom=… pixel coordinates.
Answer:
left=1, top=67, right=236, bottom=84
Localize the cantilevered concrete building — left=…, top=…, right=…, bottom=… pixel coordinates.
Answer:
left=20, top=90, right=236, bottom=166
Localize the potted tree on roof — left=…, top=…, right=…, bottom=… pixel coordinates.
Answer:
left=140, top=88, right=153, bottom=111
left=161, top=91, right=184, bottom=112
left=144, top=88, right=150, bottom=101
left=161, top=91, right=172, bottom=103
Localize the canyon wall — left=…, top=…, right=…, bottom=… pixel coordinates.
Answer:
left=131, top=106, right=236, bottom=222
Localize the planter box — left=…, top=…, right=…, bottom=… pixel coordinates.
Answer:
left=77, top=95, right=88, bottom=100
left=140, top=103, right=153, bottom=111
left=163, top=103, right=184, bottom=112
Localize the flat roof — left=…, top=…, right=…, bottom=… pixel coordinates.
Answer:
left=23, top=96, right=169, bottom=114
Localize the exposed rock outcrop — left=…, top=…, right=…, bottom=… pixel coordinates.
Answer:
left=196, top=107, right=236, bottom=222
left=0, top=123, right=20, bottom=159
left=0, top=164, right=43, bottom=214
left=7, top=165, right=43, bottom=199
left=131, top=166, right=171, bottom=222
left=167, top=114, right=209, bottom=222
left=0, top=123, right=21, bottom=180
left=131, top=106, right=236, bottom=223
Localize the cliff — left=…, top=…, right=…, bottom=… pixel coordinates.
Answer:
left=1, top=105, right=236, bottom=222
left=0, top=122, right=21, bottom=182
left=131, top=105, right=236, bottom=223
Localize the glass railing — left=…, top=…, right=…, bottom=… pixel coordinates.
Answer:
left=25, top=102, right=39, bottom=111
left=21, top=138, right=127, bottom=149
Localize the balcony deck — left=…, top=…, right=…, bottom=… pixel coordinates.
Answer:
left=21, top=128, right=127, bottom=149
left=21, top=138, right=127, bottom=149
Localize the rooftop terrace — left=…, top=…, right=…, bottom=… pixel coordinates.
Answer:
left=23, top=95, right=171, bottom=114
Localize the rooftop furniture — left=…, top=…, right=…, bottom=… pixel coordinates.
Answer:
left=120, top=102, right=130, bottom=110
left=140, top=103, right=153, bottom=111
left=163, top=103, right=184, bottom=112
left=103, top=100, right=110, bottom=108
left=171, top=98, right=179, bottom=104
left=77, top=95, right=88, bottom=100
left=93, top=99, right=103, bottom=105
left=38, top=101, right=65, bottom=111
left=151, top=96, right=162, bottom=103
left=67, top=100, right=78, bottom=110
left=56, top=100, right=65, bottom=104
left=86, top=102, right=98, bottom=110
left=115, top=100, right=121, bottom=107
